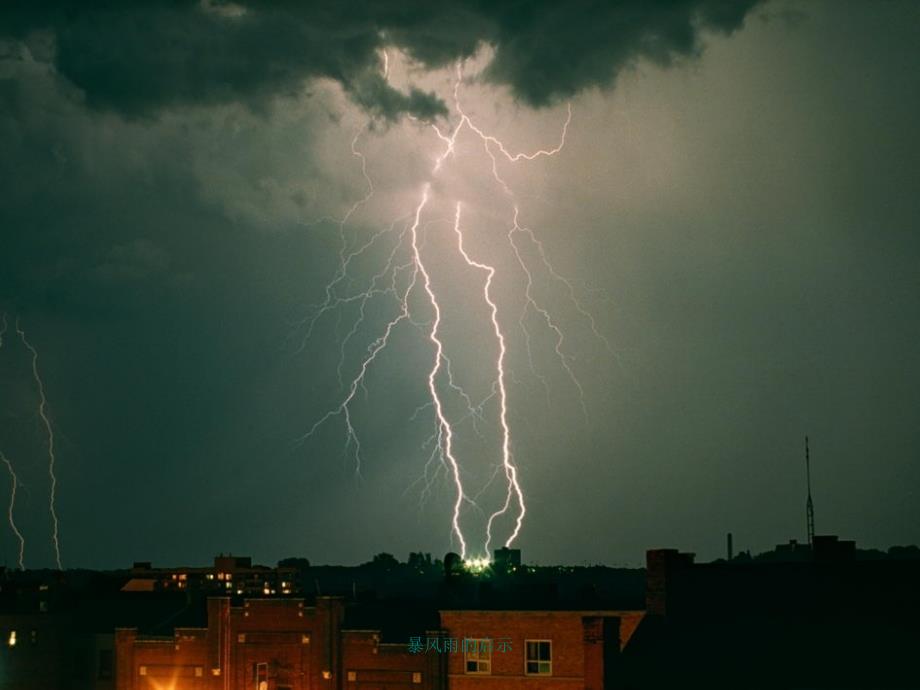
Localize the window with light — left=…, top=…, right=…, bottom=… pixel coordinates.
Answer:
left=465, top=639, right=491, bottom=674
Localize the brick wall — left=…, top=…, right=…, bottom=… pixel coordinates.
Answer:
left=439, top=610, right=641, bottom=690
left=342, top=630, right=443, bottom=690
left=116, top=598, right=343, bottom=690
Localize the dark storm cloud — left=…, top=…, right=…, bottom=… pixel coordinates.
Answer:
left=0, top=0, right=762, bottom=119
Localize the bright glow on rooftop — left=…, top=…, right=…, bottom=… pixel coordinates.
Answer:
left=463, top=557, right=491, bottom=573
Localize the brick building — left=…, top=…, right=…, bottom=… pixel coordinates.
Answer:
left=123, top=555, right=299, bottom=597
left=439, top=609, right=643, bottom=690
left=115, top=596, right=447, bottom=690
left=116, top=597, right=343, bottom=690
left=114, top=596, right=644, bottom=690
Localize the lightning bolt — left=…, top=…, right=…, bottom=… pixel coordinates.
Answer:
left=409, top=187, right=471, bottom=557
left=297, top=125, right=377, bottom=353
left=16, top=318, right=63, bottom=570
left=0, top=314, right=25, bottom=569
left=0, top=451, right=25, bottom=570
left=451, top=203, right=525, bottom=554
left=434, top=62, right=612, bottom=424
left=299, top=57, right=612, bottom=560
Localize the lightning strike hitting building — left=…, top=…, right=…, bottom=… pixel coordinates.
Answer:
left=299, top=58, right=610, bottom=563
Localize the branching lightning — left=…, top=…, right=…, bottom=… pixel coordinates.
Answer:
left=298, top=56, right=611, bottom=562
left=0, top=451, right=25, bottom=570
left=0, top=314, right=25, bottom=569
left=451, top=203, right=524, bottom=553
left=409, top=187, right=470, bottom=557
left=16, top=318, right=63, bottom=570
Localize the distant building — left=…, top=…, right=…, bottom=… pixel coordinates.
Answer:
left=491, top=548, right=521, bottom=574
left=122, top=554, right=298, bottom=597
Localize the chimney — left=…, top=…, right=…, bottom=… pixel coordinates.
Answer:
left=646, top=549, right=694, bottom=616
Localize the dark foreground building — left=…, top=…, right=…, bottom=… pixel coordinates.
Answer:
left=623, top=537, right=920, bottom=688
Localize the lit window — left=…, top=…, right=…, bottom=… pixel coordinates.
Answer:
left=525, top=640, right=552, bottom=676
left=195, top=666, right=204, bottom=677
left=465, top=639, right=491, bottom=674
left=412, top=672, right=422, bottom=684
left=347, top=671, right=357, bottom=681
left=7, top=630, right=16, bottom=647
left=139, top=666, right=147, bottom=676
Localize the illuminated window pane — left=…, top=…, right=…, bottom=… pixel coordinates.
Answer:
left=464, top=639, right=491, bottom=674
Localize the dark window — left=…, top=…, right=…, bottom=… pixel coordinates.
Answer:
left=525, top=640, right=551, bottom=675
left=98, top=649, right=114, bottom=679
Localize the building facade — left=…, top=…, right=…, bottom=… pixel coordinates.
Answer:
left=438, top=610, right=643, bottom=690
left=114, top=601, right=643, bottom=690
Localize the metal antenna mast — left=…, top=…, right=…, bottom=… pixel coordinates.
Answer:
left=805, top=435, right=815, bottom=546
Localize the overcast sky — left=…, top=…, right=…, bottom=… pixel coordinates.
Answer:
left=1, top=0, right=918, bottom=569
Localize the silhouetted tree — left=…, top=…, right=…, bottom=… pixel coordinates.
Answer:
left=888, top=545, right=920, bottom=560
left=369, top=552, right=399, bottom=570
left=407, top=552, right=432, bottom=571
left=444, top=552, right=463, bottom=577
left=278, top=557, right=311, bottom=569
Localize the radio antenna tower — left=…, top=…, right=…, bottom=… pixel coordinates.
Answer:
left=805, top=435, right=815, bottom=547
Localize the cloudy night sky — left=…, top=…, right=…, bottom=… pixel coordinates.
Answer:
left=0, top=1, right=918, bottom=570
